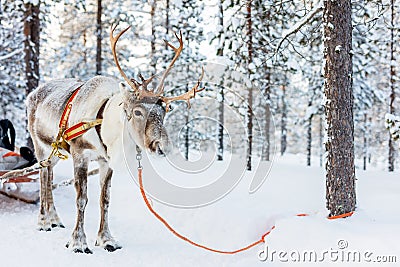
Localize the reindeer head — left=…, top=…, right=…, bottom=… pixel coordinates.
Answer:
left=110, top=24, right=204, bottom=156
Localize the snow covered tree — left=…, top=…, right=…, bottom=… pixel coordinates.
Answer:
left=386, top=113, right=400, bottom=141
left=388, top=0, right=397, bottom=172
left=162, top=0, right=205, bottom=161
left=0, top=0, right=26, bottom=145
left=352, top=0, right=385, bottom=170
left=215, top=0, right=225, bottom=161
left=324, top=0, right=356, bottom=217
left=24, top=0, right=40, bottom=96
left=245, top=0, right=254, bottom=170
left=24, top=0, right=40, bottom=147
left=96, top=0, right=102, bottom=75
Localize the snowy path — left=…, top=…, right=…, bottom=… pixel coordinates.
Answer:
left=0, top=155, right=399, bottom=267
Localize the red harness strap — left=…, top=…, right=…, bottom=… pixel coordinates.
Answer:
left=59, top=88, right=81, bottom=130
left=57, top=86, right=102, bottom=143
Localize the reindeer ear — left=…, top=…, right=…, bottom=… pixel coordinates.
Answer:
left=119, top=82, right=134, bottom=99
left=119, top=82, right=130, bottom=93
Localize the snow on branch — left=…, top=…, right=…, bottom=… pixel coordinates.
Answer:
left=275, top=3, right=323, bottom=54
left=385, top=113, right=400, bottom=141
left=0, top=48, right=23, bottom=61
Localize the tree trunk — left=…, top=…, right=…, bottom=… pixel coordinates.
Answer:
left=184, top=107, right=190, bottom=161
left=280, top=84, right=287, bottom=156
left=363, top=113, right=368, bottom=171
left=83, top=29, right=87, bottom=65
left=319, top=115, right=323, bottom=167
left=165, top=0, right=170, bottom=37
left=261, top=5, right=271, bottom=162
left=246, top=1, right=253, bottom=171
left=388, top=0, right=396, bottom=172
left=217, top=0, right=224, bottom=161
left=324, top=0, right=356, bottom=217
left=150, top=0, right=156, bottom=75
left=307, top=114, right=313, bottom=166
left=184, top=62, right=190, bottom=161
left=96, top=0, right=102, bottom=75
left=263, top=91, right=271, bottom=161
left=24, top=1, right=40, bottom=148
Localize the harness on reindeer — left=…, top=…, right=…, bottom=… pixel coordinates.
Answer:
left=0, top=83, right=103, bottom=181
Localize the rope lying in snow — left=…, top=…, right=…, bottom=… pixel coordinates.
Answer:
left=135, top=150, right=354, bottom=254
left=138, top=167, right=275, bottom=254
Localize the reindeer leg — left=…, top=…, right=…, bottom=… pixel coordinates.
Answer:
left=95, top=159, right=121, bottom=252
left=46, top=163, right=64, bottom=228
left=66, top=155, right=92, bottom=254
left=38, top=167, right=51, bottom=231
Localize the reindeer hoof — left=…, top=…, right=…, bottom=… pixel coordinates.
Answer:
left=85, top=248, right=93, bottom=254
left=51, top=223, right=65, bottom=228
left=73, top=248, right=83, bottom=253
left=38, top=226, right=51, bottom=232
left=104, top=244, right=122, bottom=252
left=95, top=237, right=122, bottom=252
left=70, top=247, right=92, bottom=254
left=66, top=240, right=92, bottom=254
left=69, top=246, right=93, bottom=254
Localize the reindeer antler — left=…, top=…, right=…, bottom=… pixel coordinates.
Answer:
left=110, top=24, right=204, bottom=110
left=110, top=24, right=156, bottom=98
left=161, top=67, right=205, bottom=112
left=110, top=24, right=138, bottom=92
left=154, top=31, right=184, bottom=95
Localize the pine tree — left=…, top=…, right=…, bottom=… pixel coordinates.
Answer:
left=166, top=0, right=205, bottom=160
left=216, top=0, right=225, bottom=161
left=245, top=0, right=253, bottom=170
left=96, top=0, right=102, bottom=75
left=0, top=0, right=26, bottom=145
left=388, top=0, right=397, bottom=172
left=24, top=0, right=40, bottom=95
left=324, top=0, right=356, bottom=217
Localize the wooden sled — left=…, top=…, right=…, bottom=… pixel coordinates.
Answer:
left=0, top=170, right=40, bottom=204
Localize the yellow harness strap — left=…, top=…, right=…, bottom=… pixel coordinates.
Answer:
left=49, top=85, right=103, bottom=161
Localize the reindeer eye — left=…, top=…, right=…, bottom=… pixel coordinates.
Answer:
left=134, top=110, right=143, bottom=117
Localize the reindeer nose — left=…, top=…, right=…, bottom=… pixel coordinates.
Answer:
left=149, top=140, right=165, bottom=156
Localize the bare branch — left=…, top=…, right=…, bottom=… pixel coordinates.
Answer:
left=275, top=3, right=323, bottom=54
left=0, top=48, right=23, bottom=61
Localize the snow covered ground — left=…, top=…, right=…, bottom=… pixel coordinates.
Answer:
left=0, top=154, right=399, bottom=267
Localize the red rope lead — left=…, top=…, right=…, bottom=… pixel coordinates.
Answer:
left=327, top=211, right=354, bottom=220
left=138, top=168, right=274, bottom=254
left=138, top=168, right=354, bottom=254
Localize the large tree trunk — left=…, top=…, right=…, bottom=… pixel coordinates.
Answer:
left=24, top=0, right=40, bottom=148
left=246, top=1, right=253, bottom=171
left=95, top=0, right=102, bottom=75
left=388, top=0, right=396, bottom=172
left=324, top=0, right=356, bottom=217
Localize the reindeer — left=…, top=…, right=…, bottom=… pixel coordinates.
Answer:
left=26, top=25, right=204, bottom=253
